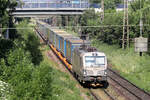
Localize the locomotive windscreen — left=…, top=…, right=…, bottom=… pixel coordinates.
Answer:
left=85, top=56, right=105, bottom=67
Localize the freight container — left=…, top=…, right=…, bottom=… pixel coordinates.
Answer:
left=60, top=35, right=80, bottom=57
left=49, top=29, right=55, bottom=45
left=59, top=34, right=74, bottom=56
left=55, top=33, right=69, bottom=51
left=45, top=26, right=49, bottom=40
left=41, top=24, right=46, bottom=39
left=66, top=39, right=90, bottom=64
left=52, top=29, right=67, bottom=48
left=47, top=27, right=51, bottom=42
left=45, top=25, right=51, bottom=40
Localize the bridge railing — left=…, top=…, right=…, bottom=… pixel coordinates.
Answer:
left=16, top=2, right=89, bottom=9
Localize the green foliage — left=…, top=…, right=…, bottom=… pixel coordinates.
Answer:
left=0, top=51, right=52, bottom=100
left=29, top=64, right=53, bottom=100
left=104, top=0, right=116, bottom=9
left=77, top=10, right=124, bottom=44
left=0, top=0, right=17, bottom=16
left=80, top=10, right=101, bottom=38
left=0, top=19, right=83, bottom=100
left=0, top=19, right=43, bottom=99
left=90, top=0, right=122, bottom=4
left=130, top=0, right=146, bottom=12
left=16, top=20, right=43, bottom=65
left=49, top=69, right=81, bottom=100
left=0, top=41, right=82, bottom=100
left=0, top=39, right=14, bottom=59
left=67, top=0, right=150, bottom=46
left=25, top=33, right=43, bottom=65
left=0, top=45, right=33, bottom=99
left=0, top=0, right=17, bottom=39
left=92, top=40, right=150, bottom=92
left=129, top=0, right=150, bottom=39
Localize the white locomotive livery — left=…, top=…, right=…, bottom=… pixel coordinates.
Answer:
left=73, top=46, right=107, bottom=86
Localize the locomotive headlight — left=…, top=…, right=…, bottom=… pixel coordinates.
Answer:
left=83, top=70, right=87, bottom=75
left=104, top=70, right=107, bottom=75
left=98, top=70, right=107, bottom=75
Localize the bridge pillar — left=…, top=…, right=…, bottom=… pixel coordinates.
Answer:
left=74, top=15, right=79, bottom=32
left=58, top=15, right=62, bottom=28
left=65, top=16, right=69, bottom=30
left=52, top=16, right=58, bottom=27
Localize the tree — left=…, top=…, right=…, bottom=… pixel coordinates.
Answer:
left=0, top=19, right=52, bottom=99
left=0, top=0, right=17, bottom=39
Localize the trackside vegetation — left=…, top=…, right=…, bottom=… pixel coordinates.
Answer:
left=0, top=20, right=83, bottom=100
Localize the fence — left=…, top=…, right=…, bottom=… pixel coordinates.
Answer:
left=16, top=2, right=89, bottom=8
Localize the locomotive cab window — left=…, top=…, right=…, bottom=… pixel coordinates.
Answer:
left=67, top=1, right=71, bottom=3
left=85, top=56, right=105, bottom=67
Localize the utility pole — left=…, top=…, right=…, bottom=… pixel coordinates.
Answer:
left=122, top=0, right=129, bottom=49
left=0, top=24, right=2, bottom=38
left=101, top=0, right=104, bottom=21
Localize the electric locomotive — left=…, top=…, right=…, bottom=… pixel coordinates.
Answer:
left=72, top=45, right=107, bottom=87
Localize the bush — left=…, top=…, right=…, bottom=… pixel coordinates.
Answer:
left=0, top=19, right=83, bottom=100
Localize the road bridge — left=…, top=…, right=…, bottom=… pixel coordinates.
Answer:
left=13, top=0, right=89, bottom=17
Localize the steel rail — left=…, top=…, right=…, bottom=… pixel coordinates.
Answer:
left=103, top=89, right=116, bottom=100
left=89, top=89, right=102, bottom=100
left=108, top=68, right=150, bottom=100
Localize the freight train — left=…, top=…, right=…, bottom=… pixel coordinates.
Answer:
left=36, top=21, right=108, bottom=87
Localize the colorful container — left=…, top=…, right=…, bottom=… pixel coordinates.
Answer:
left=66, top=39, right=90, bottom=64
left=59, top=34, right=78, bottom=57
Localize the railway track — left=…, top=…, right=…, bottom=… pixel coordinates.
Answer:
left=89, top=89, right=102, bottom=100
left=108, top=68, right=150, bottom=100
left=35, top=27, right=150, bottom=100
left=103, top=89, right=116, bottom=100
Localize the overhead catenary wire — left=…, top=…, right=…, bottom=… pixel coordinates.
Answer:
left=1, top=24, right=150, bottom=30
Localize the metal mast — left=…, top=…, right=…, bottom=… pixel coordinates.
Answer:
left=0, top=24, right=2, bottom=38
left=122, top=0, right=129, bottom=49
left=101, top=0, right=104, bottom=21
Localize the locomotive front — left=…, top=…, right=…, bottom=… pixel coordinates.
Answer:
left=82, top=51, right=108, bottom=87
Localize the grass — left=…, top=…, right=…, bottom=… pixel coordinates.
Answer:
left=40, top=45, right=84, bottom=100
left=92, top=40, right=150, bottom=93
